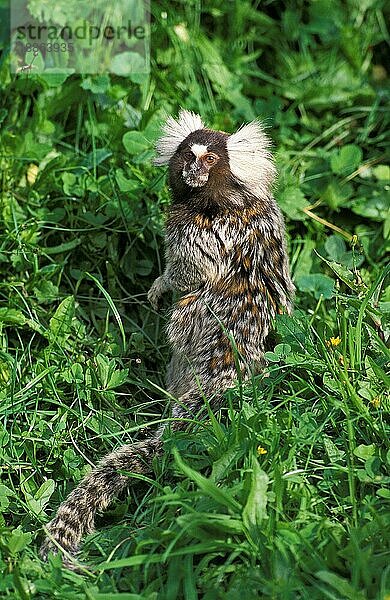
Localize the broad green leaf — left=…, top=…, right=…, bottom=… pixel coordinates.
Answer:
left=63, top=449, right=81, bottom=471
left=24, top=487, right=53, bottom=518
left=6, top=529, right=32, bottom=555
left=243, top=459, right=269, bottom=537
left=62, top=172, right=83, bottom=196
left=0, top=308, right=27, bottom=326
left=116, top=168, right=140, bottom=192
left=354, top=444, right=375, bottom=460
left=274, top=343, right=291, bottom=357
left=136, top=259, right=153, bottom=276
left=38, top=69, right=74, bottom=87
left=384, top=213, right=390, bottom=240
left=0, top=484, right=14, bottom=511
left=295, top=273, right=334, bottom=299
left=293, top=239, right=315, bottom=280
left=315, top=571, right=365, bottom=600
left=71, top=362, right=84, bottom=382
left=265, top=343, right=292, bottom=363
left=264, top=351, right=280, bottom=362
left=106, top=369, right=129, bottom=390
left=49, top=296, right=75, bottom=343
left=275, top=313, right=309, bottom=352
left=324, top=235, right=346, bottom=262
left=143, top=109, right=170, bottom=140
left=211, top=443, right=245, bottom=482
left=62, top=362, right=84, bottom=384
left=330, top=144, right=362, bottom=174
left=123, top=131, right=151, bottom=155
left=82, top=149, right=112, bottom=170
left=351, top=195, right=389, bottom=220
left=323, top=236, right=364, bottom=269
left=357, top=385, right=374, bottom=401
left=323, top=435, right=345, bottom=463
left=110, top=52, right=148, bottom=77
left=96, top=354, right=111, bottom=388
left=35, top=479, right=55, bottom=501
left=34, top=280, right=59, bottom=303
left=373, top=165, right=390, bottom=181
left=277, top=187, right=308, bottom=221
left=24, top=131, right=52, bottom=161
left=81, top=75, right=111, bottom=94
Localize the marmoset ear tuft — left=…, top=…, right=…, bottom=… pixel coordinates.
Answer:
left=227, top=120, right=276, bottom=196
left=154, top=110, right=205, bottom=166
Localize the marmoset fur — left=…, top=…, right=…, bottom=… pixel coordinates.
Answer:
left=40, top=110, right=295, bottom=566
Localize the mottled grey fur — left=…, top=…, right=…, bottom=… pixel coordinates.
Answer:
left=40, top=110, right=294, bottom=567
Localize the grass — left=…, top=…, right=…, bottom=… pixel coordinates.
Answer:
left=0, top=0, right=389, bottom=598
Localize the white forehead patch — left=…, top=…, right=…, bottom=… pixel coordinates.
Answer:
left=191, top=144, right=208, bottom=158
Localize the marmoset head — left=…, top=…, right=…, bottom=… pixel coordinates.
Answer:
left=154, top=110, right=276, bottom=203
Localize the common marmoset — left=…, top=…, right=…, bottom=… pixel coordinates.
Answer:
left=40, top=110, right=295, bottom=566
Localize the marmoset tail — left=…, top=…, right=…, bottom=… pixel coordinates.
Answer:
left=40, top=109, right=294, bottom=566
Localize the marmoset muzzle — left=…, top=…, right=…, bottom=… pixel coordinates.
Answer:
left=183, top=159, right=209, bottom=188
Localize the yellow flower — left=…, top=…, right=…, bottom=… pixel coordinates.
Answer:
left=371, top=397, right=381, bottom=409
left=257, top=446, right=267, bottom=456
left=326, top=336, right=341, bottom=348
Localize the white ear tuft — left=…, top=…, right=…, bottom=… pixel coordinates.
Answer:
left=154, top=110, right=205, bottom=166
left=227, top=120, right=276, bottom=197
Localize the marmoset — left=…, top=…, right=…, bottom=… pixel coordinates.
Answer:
left=40, top=110, right=295, bottom=566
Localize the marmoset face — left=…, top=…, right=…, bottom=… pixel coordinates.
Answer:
left=174, top=130, right=229, bottom=189
left=181, top=144, right=221, bottom=187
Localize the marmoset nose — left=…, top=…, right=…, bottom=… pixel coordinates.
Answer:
left=191, top=159, right=207, bottom=175
left=192, top=159, right=202, bottom=171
